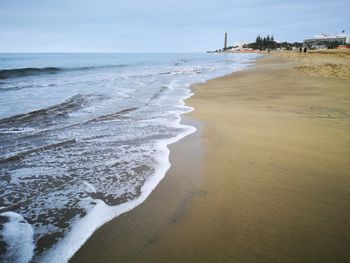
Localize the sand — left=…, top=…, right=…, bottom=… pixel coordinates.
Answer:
left=71, top=50, right=350, bottom=263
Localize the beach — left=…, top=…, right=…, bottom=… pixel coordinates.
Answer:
left=71, top=50, right=350, bottom=262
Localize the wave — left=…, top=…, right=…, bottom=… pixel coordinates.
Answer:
left=39, top=117, right=197, bottom=263
left=0, top=139, right=76, bottom=165
left=0, top=67, right=63, bottom=79
left=0, top=65, right=128, bottom=80
left=0, top=94, right=88, bottom=127
left=78, top=64, right=128, bottom=71
left=146, top=86, right=169, bottom=106
left=87, top=107, right=138, bottom=123
left=0, top=83, right=58, bottom=93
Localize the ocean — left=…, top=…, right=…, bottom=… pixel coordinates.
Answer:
left=0, top=52, right=259, bottom=262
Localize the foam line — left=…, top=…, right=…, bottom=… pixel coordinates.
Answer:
left=39, top=107, right=196, bottom=263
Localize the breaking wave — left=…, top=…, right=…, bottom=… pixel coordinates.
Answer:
left=0, top=65, right=128, bottom=80
left=0, top=94, right=88, bottom=127
left=0, top=67, right=63, bottom=79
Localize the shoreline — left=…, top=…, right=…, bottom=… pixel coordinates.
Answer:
left=71, top=51, right=350, bottom=262
left=0, top=53, right=258, bottom=263
left=37, top=86, right=198, bottom=262
left=70, top=114, right=205, bottom=262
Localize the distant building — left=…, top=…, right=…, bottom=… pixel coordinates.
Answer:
left=231, top=42, right=246, bottom=50
left=304, top=33, right=350, bottom=48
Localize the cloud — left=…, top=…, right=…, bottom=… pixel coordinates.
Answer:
left=0, top=0, right=349, bottom=52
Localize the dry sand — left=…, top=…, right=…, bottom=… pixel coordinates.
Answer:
left=71, top=50, right=350, bottom=263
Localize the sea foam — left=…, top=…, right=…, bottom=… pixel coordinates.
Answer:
left=0, top=212, right=35, bottom=263
left=39, top=108, right=196, bottom=263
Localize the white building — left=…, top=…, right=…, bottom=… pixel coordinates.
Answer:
left=304, top=33, right=350, bottom=47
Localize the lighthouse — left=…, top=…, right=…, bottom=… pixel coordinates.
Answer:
left=224, top=32, right=228, bottom=50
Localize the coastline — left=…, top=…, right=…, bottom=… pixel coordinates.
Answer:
left=0, top=53, right=256, bottom=262
left=70, top=115, right=205, bottom=262
left=71, top=51, right=350, bottom=262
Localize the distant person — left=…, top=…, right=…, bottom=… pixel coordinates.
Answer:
left=299, top=47, right=302, bottom=53
left=304, top=47, right=307, bottom=53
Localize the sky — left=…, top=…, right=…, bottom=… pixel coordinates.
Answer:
left=0, top=0, right=349, bottom=52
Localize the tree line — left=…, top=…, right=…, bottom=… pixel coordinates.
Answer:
left=245, top=35, right=303, bottom=50
left=246, top=35, right=276, bottom=50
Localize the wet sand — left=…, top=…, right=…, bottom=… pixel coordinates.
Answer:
left=71, top=51, right=350, bottom=262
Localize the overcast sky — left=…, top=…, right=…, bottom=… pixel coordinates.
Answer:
left=0, top=0, right=349, bottom=52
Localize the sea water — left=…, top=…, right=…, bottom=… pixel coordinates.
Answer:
left=0, top=52, right=259, bottom=262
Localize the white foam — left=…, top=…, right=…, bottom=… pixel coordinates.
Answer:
left=0, top=127, right=36, bottom=134
left=0, top=212, right=35, bottom=263
left=39, top=100, right=196, bottom=263
left=82, top=181, right=97, bottom=193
